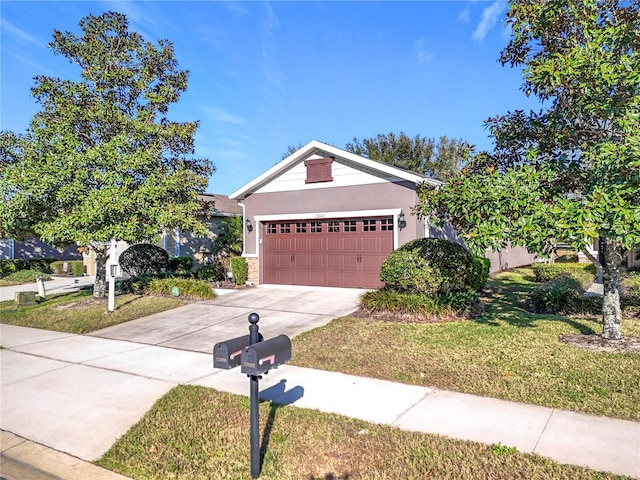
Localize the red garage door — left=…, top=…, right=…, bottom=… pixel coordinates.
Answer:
left=262, top=217, right=393, bottom=289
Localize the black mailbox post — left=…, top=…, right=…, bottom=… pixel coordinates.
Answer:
left=212, top=313, right=291, bottom=479
left=241, top=335, right=292, bottom=376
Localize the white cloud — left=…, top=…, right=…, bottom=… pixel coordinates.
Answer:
left=2, top=19, right=43, bottom=47
left=200, top=107, right=246, bottom=126
left=260, top=4, right=286, bottom=100
left=472, top=1, right=505, bottom=41
left=413, top=36, right=434, bottom=64
left=458, top=6, right=471, bottom=23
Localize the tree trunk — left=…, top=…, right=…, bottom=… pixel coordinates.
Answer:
left=601, top=239, right=623, bottom=340
left=93, top=245, right=108, bottom=298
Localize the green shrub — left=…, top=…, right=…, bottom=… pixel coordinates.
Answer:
left=230, top=257, right=248, bottom=285
left=471, top=256, right=490, bottom=290
left=119, top=244, right=169, bottom=276
left=24, top=258, right=57, bottom=273
left=380, top=238, right=478, bottom=294
left=531, top=262, right=596, bottom=282
left=50, top=260, right=84, bottom=276
left=0, top=259, right=25, bottom=278
left=360, top=288, right=481, bottom=318
left=149, top=277, right=215, bottom=300
left=529, top=276, right=601, bottom=315
left=71, top=261, right=84, bottom=277
left=167, top=256, right=194, bottom=274
left=197, top=263, right=226, bottom=282
left=2, top=269, right=51, bottom=283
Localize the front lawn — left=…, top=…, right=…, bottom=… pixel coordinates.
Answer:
left=97, top=385, right=628, bottom=480
left=0, top=290, right=190, bottom=334
left=292, top=271, right=640, bottom=421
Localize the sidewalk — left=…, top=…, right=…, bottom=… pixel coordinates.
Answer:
left=0, top=275, right=96, bottom=301
left=1, top=324, right=638, bottom=479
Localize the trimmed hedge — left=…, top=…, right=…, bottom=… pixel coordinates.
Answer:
left=230, top=257, right=248, bottom=285
left=531, top=262, right=596, bottom=282
left=471, top=256, right=490, bottom=290
left=0, top=258, right=59, bottom=278
left=529, top=276, right=601, bottom=315
left=119, top=244, right=169, bottom=276
left=197, top=263, right=226, bottom=282
left=0, top=259, right=25, bottom=278
left=380, top=238, right=481, bottom=294
left=167, top=256, right=194, bottom=274
left=50, top=260, right=84, bottom=276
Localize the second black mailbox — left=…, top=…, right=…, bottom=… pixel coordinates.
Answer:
left=241, top=334, right=292, bottom=376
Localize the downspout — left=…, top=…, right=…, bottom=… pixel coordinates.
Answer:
left=239, top=201, right=246, bottom=255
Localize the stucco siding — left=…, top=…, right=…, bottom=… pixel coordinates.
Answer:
left=244, top=182, right=422, bottom=256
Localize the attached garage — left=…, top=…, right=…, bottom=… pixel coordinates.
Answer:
left=230, top=140, right=537, bottom=287
left=230, top=140, right=440, bottom=289
left=262, top=217, right=394, bottom=288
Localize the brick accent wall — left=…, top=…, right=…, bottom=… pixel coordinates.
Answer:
left=246, top=257, right=259, bottom=285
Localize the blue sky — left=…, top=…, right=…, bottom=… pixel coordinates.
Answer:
left=1, top=1, right=542, bottom=195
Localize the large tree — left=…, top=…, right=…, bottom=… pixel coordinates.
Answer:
left=415, top=0, right=639, bottom=340
left=0, top=12, right=213, bottom=297
left=345, top=132, right=470, bottom=180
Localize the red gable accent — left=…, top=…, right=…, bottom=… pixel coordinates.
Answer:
left=305, top=157, right=333, bottom=184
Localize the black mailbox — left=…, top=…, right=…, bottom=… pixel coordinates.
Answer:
left=213, top=334, right=263, bottom=369
left=241, top=334, right=292, bottom=376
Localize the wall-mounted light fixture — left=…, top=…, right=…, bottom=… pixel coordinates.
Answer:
left=245, top=218, right=253, bottom=232
left=397, top=211, right=407, bottom=230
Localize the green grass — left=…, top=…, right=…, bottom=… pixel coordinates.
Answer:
left=292, top=270, right=640, bottom=421
left=0, top=290, right=190, bottom=334
left=97, top=385, right=629, bottom=480
left=0, top=269, right=51, bottom=286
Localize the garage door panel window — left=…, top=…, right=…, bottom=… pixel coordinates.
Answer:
left=363, top=219, right=377, bottom=231
left=343, top=220, right=357, bottom=232
left=310, top=221, right=322, bottom=233
left=380, top=218, right=393, bottom=231
left=280, top=223, right=291, bottom=234
left=328, top=221, right=340, bottom=233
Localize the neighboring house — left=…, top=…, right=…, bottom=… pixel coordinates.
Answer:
left=0, top=237, right=82, bottom=261
left=158, top=193, right=243, bottom=268
left=82, top=194, right=242, bottom=275
left=230, top=140, right=536, bottom=289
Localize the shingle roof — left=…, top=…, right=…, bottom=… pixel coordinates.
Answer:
left=198, top=193, right=242, bottom=216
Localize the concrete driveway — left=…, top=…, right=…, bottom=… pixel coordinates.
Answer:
left=91, top=284, right=363, bottom=351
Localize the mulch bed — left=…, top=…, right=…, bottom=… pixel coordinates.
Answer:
left=558, top=334, right=640, bottom=353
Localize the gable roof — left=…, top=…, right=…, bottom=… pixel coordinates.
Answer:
left=198, top=193, right=243, bottom=216
left=229, top=140, right=442, bottom=200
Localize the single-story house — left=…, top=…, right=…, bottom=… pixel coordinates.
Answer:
left=230, top=140, right=536, bottom=289
left=158, top=193, right=243, bottom=267
left=0, top=237, right=82, bottom=261
left=82, top=193, right=242, bottom=276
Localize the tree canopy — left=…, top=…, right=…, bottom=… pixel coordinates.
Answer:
left=0, top=11, right=213, bottom=296
left=345, top=132, right=470, bottom=180
left=415, top=0, right=640, bottom=339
